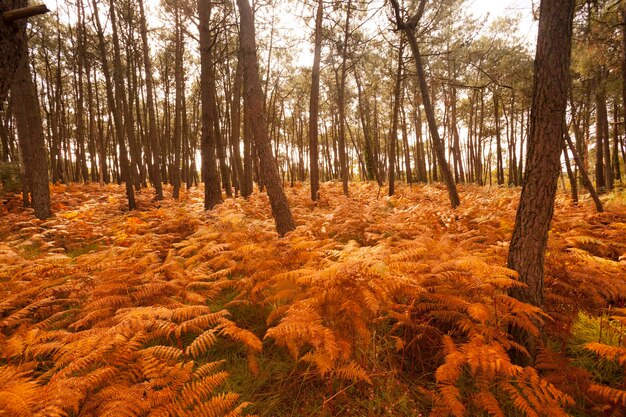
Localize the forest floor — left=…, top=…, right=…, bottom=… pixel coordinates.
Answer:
left=1, top=182, right=626, bottom=417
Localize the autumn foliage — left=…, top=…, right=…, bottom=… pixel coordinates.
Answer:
left=1, top=183, right=626, bottom=416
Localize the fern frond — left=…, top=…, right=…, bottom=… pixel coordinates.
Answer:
left=215, top=319, right=262, bottom=352
left=193, top=360, right=226, bottom=379
left=584, top=342, right=626, bottom=366
left=588, top=384, right=626, bottom=406
left=179, top=371, right=230, bottom=408
left=333, top=361, right=372, bottom=384
left=186, top=330, right=218, bottom=359
left=473, top=391, right=505, bottom=417
left=141, top=346, right=183, bottom=362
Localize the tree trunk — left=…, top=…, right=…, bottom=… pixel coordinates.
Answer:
left=172, top=7, right=184, bottom=199
left=507, top=0, right=575, bottom=312
left=236, top=0, right=295, bottom=237
left=390, top=0, right=460, bottom=208
left=138, top=0, right=163, bottom=200
left=11, top=22, right=51, bottom=219
left=595, top=81, right=608, bottom=192
left=308, top=0, right=323, bottom=201
left=389, top=36, right=404, bottom=196
left=199, top=0, right=222, bottom=210
left=95, top=0, right=135, bottom=210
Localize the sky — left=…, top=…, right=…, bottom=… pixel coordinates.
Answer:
left=469, top=0, right=538, bottom=47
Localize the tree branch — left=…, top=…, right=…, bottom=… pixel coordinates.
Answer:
left=2, top=4, right=49, bottom=23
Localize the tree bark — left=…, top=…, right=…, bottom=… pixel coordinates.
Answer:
left=389, top=36, right=404, bottom=196
left=507, top=0, right=575, bottom=311
left=11, top=19, right=51, bottom=219
left=390, top=0, right=460, bottom=208
left=138, top=0, right=163, bottom=200
left=308, top=0, right=323, bottom=201
left=95, top=0, right=135, bottom=210
left=236, top=0, right=295, bottom=237
left=199, top=0, right=222, bottom=210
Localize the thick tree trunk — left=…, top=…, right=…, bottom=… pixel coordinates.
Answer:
left=0, top=0, right=27, bottom=105
left=11, top=23, right=51, bottom=219
left=236, top=0, right=295, bottom=237
left=507, top=0, right=575, bottom=310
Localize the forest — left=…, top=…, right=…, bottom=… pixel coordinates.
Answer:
left=1, top=0, right=626, bottom=415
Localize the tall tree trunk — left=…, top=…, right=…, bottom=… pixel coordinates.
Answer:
left=507, top=0, right=575, bottom=313
left=493, top=89, right=505, bottom=185
left=564, top=127, right=604, bottom=212
left=11, top=23, right=51, bottom=219
left=336, top=0, right=352, bottom=196
left=199, top=0, right=222, bottom=209
left=308, top=0, right=323, bottom=201
left=172, top=7, right=183, bottom=199
left=389, top=36, right=404, bottom=196
left=612, top=102, right=621, bottom=181
left=139, top=0, right=163, bottom=200
left=595, top=80, right=608, bottom=192
left=230, top=53, right=245, bottom=196
left=390, top=0, right=460, bottom=208
left=236, top=0, right=295, bottom=237
left=95, top=0, right=135, bottom=209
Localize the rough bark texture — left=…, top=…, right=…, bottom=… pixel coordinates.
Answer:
left=11, top=17, right=51, bottom=219
left=236, top=0, right=295, bottom=237
left=308, top=0, right=323, bottom=201
left=507, top=0, right=575, bottom=308
left=0, top=0, right=24, bottom=106
left=199, top=0, right=222, bottom=210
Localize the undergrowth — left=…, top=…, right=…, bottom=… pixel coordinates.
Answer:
left=0, top=182, right=625, bottom=416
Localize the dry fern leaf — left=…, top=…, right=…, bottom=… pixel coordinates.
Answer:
left=216, top=318, right=262, bottom=352
left=183, top=392, right=241, bottom=417
left=186, top=330, right=218, bottom=359
left=588, top=384, right=626, bottom=406
left=141, top=345, right=183, bottom=362
left=333, top=361, right=372, bottom=384
left=584, top=342, right=626, bottom=366
left=179, top=371, right=230, bottom=408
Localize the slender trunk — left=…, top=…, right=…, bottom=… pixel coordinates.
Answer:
left=139, top=0, right=162, bottom=199
left=389, top=36, right=403, bottom=196
left=172, top=8, right=183, bottom=199
left=308, top=0, right=323, bottom=200
left=199, top=0, right=222, bottom=209
left=390, top=0, right=460, bottom=207
left=95, top=0, right=135, bottom=209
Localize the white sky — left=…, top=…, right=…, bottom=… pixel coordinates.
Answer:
left=469, top=0, right=538, bottom=47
